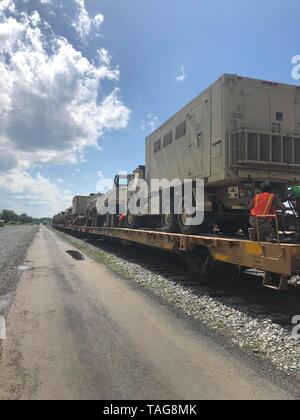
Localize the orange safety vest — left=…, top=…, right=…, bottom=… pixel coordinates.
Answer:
left=250, top=193, right=275, bottom=217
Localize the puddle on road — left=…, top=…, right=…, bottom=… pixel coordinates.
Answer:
left=66, top=250, right=85, bottom=261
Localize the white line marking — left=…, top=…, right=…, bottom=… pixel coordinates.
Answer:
left=0, top=316, right=6, bottom=340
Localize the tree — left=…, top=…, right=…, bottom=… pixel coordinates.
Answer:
left=19, top=213, right=32, bottom=224
left=0, top=210, right=34, bottom=224
left=1, top=210, right=18, bottom=223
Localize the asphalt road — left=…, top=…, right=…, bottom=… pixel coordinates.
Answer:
left=0, top=226, right=295, bottom=400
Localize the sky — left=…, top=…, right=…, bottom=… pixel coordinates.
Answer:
left=0, top=0, right=300, bottom=217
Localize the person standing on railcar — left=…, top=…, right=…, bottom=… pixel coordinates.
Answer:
left=248, top=182, right=286, bottom=242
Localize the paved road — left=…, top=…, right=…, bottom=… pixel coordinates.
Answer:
left=0, top=226, right=294, bottom=400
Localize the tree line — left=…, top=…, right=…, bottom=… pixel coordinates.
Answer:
left=0, top=210, right=51, bottom=225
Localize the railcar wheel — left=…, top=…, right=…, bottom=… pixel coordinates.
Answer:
left=213, top=261, right=242, bottom=285
left=187, top=249, right=214, bottom=277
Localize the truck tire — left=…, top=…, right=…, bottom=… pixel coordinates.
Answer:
left=161, top=206, right=179, bottom=233
left=103, top=213, right=110, bottom=227
left=126, top=212, right=142, bottom=229
left=218, top=220, right=238, bottom=236
left=198, top=220, right=214, bottom=234
left=109, top=214, right=117, bottom=227
left=103, top=213, right=116, bottom=227
left=178, top=217, right=199, bottom=235
left=177, top=200, right=199, bottom=235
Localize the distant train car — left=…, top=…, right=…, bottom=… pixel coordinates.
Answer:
left=96, top=167, right=146, bottom=228
left=85, top=193, right=103, bottom=227
left=72, top=196, right=88, bottom=216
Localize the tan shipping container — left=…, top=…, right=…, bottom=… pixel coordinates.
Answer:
left=146, top=74, right=300, bottom=186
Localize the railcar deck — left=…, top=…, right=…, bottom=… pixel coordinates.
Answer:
left=53, top=225, right=300, bottom=290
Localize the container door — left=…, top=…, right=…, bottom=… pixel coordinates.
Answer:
left=188, top=103, right=204, bottom=178
left=188, top=97, right=210, bottom=178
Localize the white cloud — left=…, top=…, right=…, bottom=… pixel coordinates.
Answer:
left=0, top=147, right=18, bottom=172
left=0, top=2, right=130, bottom=173
left=30, top=11, right=41, bottom=26
left=73, top=0, right=104, bottom=39
left=0, top=0, right=130, bottom=217
left=0, top=0, right=15, bottom=14
left=175, top=66, right=187, bottom=82
left=94, top=14, right=104, bottom=30
left=0, top=171, right=72, bottom=217
left=73, top=0, right=91, bottom=39
left=96, top=177, right=113, bottom=194
left=141, top=112, right=159, bottom=132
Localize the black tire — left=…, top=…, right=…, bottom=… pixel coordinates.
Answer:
left=178, top=217, right=199, bottom=235
left=103, top=213, right=116, bottom=227
left=177, top=199, right=200, bottom=235
left=198, top=220, right=214, bottom=234
left=126, top=212, right=142, bottom=229
left=109, top=214, right=117, bottom=227
left=103, top=213, right=110, bottom=227
left=240, top=220, right=250, bottom=237
left=218, top=220, right=238, bottom=236
left=161, top=206, right=179, bottom=233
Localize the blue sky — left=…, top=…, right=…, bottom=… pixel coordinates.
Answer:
left=45, top=0, right=300, bottom=188
left=0, top=0, right=300, bottom=216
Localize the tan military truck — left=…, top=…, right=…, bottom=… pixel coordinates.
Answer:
left=145, top=74, right=300, bottom=234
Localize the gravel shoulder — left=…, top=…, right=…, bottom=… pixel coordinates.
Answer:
left=0, top=225, right=38, bottom=316
left=51, top=227, right=300, bottom=382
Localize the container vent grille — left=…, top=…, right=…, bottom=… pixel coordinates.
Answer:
left=231, top=131, right=300, bottom=167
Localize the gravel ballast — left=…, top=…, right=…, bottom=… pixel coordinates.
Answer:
left=52, top=228, right=300, bottom=378
left=0, top=225, right=38, bottom=316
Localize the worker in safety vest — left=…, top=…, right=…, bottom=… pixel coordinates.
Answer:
left=290, top=186, right=300, bottom=214
left=248, top=182, right=286, bottom=242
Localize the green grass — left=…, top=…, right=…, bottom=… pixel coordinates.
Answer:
left=0, top=222, right=35, bottom=228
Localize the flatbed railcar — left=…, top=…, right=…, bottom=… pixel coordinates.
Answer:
left=53, top=224, right=300, bottom=291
